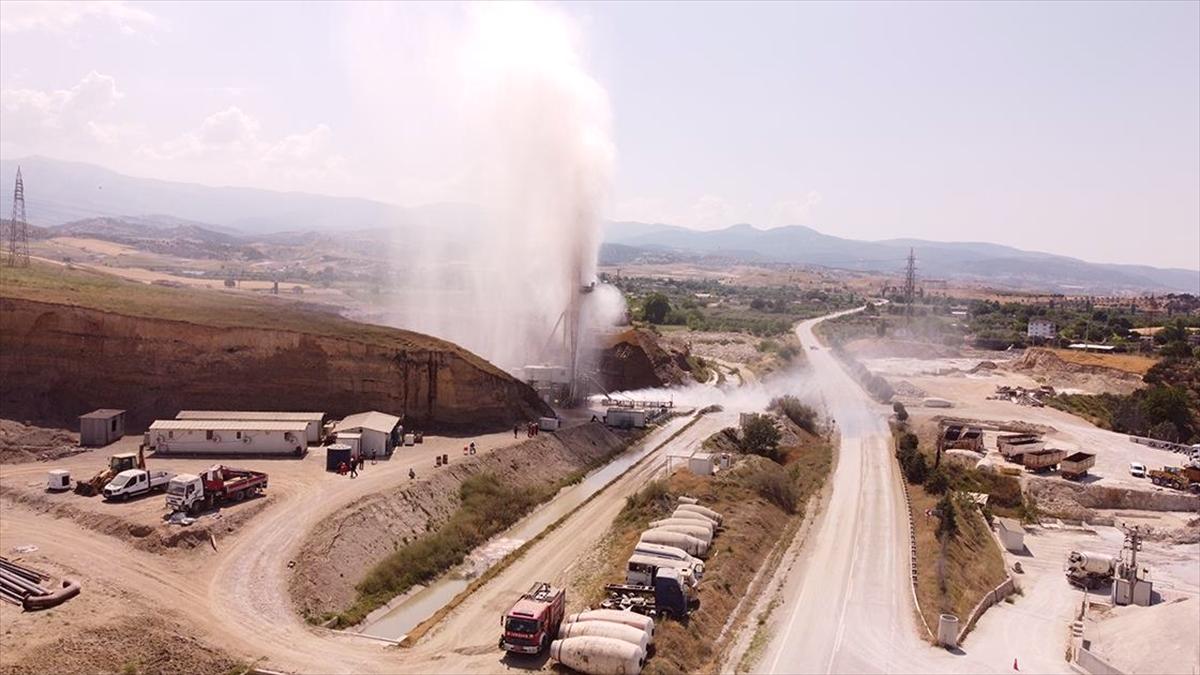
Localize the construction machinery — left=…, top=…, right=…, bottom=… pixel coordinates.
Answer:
left=1148, top=465, right=1200, bottom=493
left=74, top=449, right=144, bottom=496
left=602, top=566, right=695, bottom=619
left=1065, top=550, right=1116, bottom=589
left=165, top=465, right=268, bottom=515
left=500, top=582, right=566, bottom=655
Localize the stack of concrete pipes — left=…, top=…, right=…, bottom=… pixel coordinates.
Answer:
left=552, top=609, right=655, bottom=675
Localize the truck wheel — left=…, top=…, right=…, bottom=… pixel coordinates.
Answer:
left=234, top=491, right=244, bottom=502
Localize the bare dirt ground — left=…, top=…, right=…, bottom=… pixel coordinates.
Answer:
left=968, top=521, right=1200, bottom=675
left=0, top=420, right=84, bottom=464
left=0, top=428, right=529, bottom=673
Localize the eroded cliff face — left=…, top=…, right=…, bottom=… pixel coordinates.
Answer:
left=0, top=298, right=550, bottom=431
left=598, top=328, right=694, bottom=392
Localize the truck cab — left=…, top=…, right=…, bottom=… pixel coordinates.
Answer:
left=652, top=567, right=695, bottom=619
left=626, top=553, right=699, bottom=588
left=500, top=582, right=565, bottom=655
left=166, top=474, right=204, bottom=513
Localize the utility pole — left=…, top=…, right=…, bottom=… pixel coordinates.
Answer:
left=903, top=247, right=918, bottom=321
left=5, top=166, right=29, bottom=267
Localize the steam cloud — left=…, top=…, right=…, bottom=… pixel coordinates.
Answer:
left=378, top=3, right=621, bottom=376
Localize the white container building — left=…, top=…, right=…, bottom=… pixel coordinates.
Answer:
left=334, top=411, right=402, bottom=458
left=147, top=420, right=308, bottom=457
left=175, top=411, right=325, bottom=444
left=606, top=408, right=647, bottom=429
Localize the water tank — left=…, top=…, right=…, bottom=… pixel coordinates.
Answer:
left=325, top=444, right=353, bottom=472
left=559, top=620, right=650, bottom=653
left=651, top=517, right=714, bottom=535
left=550, top=636, right=645, bottom=675
left=647, top=521, right=713, bottom=545
left=672, top=509, right=718, bottom=527
left=675, top=503, right=722, bottom=524
left=565, top=609, right=654, bottom=641
left=640, top=528, right=707, bottom=556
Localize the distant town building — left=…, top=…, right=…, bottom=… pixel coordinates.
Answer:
left=1027, top=318, right=1057, bottom=340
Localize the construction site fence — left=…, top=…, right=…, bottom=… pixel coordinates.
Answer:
left=955, top=575, right=1016, bottom=645
left=1128, top=435, right=1197, bottom=455
left=1074, top=647, right=1125, bottom=675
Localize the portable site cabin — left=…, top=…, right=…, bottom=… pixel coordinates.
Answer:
left=606, top=408, right=647, bottom=429
left=80, top=409, right=126, bottom=447
left=996, top=518, right=1026, bottom=552
left=334, top=411, right=402, bottom=458
left=146, top=420, right=308, bottom=457
left=175, top=411, right=326, bottom=444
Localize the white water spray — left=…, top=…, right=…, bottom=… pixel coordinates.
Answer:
left=383, top=3, right=621, bottom=379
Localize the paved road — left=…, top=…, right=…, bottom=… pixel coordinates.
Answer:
left=760, top=312, right=954, bottom=674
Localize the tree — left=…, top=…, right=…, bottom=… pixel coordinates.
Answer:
left=642, top=293, right=671, bottom=324
left=936, top=494, right=958, bottom=539
left=740, top=414, right=783, bottom=462
left=892, top=401, right=909, bottom=422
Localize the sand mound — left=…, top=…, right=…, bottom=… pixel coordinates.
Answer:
left=1008, top=348, right=1144, bottom=395
left=0, top=419, right=84, bottom=464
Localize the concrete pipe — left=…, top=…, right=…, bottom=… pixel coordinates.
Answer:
left=937, top=614, right=959, bottom=649
left=550, top=636, right=645, bottom=675
left=676, top=503, right=722, bottom=524
left=559, top=620, right=651, bottom=653
left=671, top=509, right=718, bottom=527
left=647, top=522, right=713, bottom=546
left=677, top=496, right=699, bottom=505
left=565, top=609, right=655, bottom=641
left=640, top=528, right=708, bottom=557
left=650, top=517, right=714, bottom=536
left=22, top=579, right=80, bottom=611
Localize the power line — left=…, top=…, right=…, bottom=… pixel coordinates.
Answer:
left=5, top=166, right=29, bottom=267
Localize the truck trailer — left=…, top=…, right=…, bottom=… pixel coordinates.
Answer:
left=165, top=465, right=268, bottom=515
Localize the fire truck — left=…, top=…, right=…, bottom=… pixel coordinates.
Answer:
left=499, top=582, right=565, bottom=655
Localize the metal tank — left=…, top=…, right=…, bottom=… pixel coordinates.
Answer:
left=559, top=620, right=651, bottom=653
left=671, top=509, right=718, bottom=527
left=675, top=503, right=722, bottom=523
left=565, top=609, right=655, bottom=640
left=640, top=528, right=708, bottom=556
left=550, top=636, right=645, bottom=675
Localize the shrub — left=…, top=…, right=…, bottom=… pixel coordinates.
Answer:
left=893, top=401, right=909, bottom=422
left=747, top=466, right=799, bottom=514
left=936, top=494, right=959, bottom=539
left=740, top=414, right=783, bottom=462
left=924, top=468, right=950, bottom=495
left=771, top=395, right=818, bottom=434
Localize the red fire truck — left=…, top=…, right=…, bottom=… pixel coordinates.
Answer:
left=499, top=582, right=565, bottom=655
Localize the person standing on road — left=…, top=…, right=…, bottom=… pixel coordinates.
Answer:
left=513, top=424, right=519, bottom=438
left=349, top=461, right=358, bottom=479
left=409, top=467, right=415, bottom=480
left=337, top=461, right=348, bottom=476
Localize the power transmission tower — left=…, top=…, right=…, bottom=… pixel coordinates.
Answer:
left=902, top=247, right=917, bottom=320
left=6, top=166, right=29, bottom=267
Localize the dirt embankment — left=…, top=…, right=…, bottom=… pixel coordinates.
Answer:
left=597, top=328, right=694, bottom=391
left=0, top=485, right=272, bottom=554
left=0, top=297, right=549, bottom=432
left=0, top=419, right=84, bottom=464
left=1008, top=347, right=1145, bottom=395
left=1027, top=477, right=1200, bottom=523
left=289, top=423, right=627, bottom=619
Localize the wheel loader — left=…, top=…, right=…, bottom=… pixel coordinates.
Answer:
left=74, top=448, right=145, bottom=496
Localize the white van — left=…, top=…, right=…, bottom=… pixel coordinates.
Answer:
left=1129, top=462, right=1147, bottom=478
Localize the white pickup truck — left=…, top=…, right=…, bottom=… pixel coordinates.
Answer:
left=103, top=469, right=175, bottom=501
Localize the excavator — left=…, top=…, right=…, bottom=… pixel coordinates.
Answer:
left=74, top=447, right=145, bottom=496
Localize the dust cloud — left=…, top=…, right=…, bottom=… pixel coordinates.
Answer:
left=356, top=3, right=621, bottom=375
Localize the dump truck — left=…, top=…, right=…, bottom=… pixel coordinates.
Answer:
left=1022, top=448, right=1067, bottom=473
left=75, top=450, right=145, bottom=496
left=1148, top=465, right=1200, bottom=493
left=998, top=434, right=1044, bottom=462
left=1059, top=452, right=1097, bottom=480
left=165, top=465, right=268, bottom=515
left=1065, top=550, right=1116, bottom=589
left=102, top=469, right=175, bottom=501
left=500, top=582, right=565, bottom=655
left=602, top=567, right=695, bottom=620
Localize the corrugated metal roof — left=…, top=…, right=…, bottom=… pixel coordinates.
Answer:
left=149, top=420, right=309, bottom=432
left=336, top=411, right=401, bottom=434
left=81, top=409, right=125, bottom=419
left=176, top=411, right=325, bottom=422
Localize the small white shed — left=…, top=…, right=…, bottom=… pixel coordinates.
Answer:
left=688, top=453, right=714, bottom=476
left=997, top=517, right=1026, bottom=552
left=335, top=411, right=402, bottom=458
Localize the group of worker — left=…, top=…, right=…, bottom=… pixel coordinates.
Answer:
left=516, top=421, right=542, bottom=438
left=462, top=442, right=477, bottom=455
left=335, top=453, right=367, bottom=478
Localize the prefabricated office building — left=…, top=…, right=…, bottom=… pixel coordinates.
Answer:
left=146, top=420, right=308, bottom=457
left=334, top=411, right=402, bottom=458
left=175, top=410, right=325, bottom=444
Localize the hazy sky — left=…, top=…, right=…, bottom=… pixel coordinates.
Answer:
left=1, top=1, right=1197, bottom=269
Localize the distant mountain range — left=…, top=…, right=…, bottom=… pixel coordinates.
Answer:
left=3, top=156, right=1195, bottom=294
left=602, top=221, right=1199, bottom=294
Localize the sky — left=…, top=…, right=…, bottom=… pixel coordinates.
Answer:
left=1, top=0, right=1197, bottom=270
